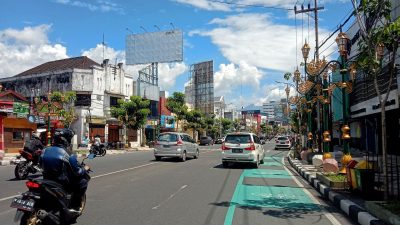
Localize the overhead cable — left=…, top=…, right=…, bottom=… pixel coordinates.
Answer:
left=207, top=0, right=292, bottom=10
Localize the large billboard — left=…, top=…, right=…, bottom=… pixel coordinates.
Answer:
left=126, top=29, right=183, bottom=65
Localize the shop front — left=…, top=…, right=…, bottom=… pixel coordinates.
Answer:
left=3, top=117, right=37, bottom=153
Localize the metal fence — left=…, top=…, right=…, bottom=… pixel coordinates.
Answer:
left=364, top=152, right=400, bottom=200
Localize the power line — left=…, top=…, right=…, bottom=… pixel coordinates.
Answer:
left=318, top=10, right=354, bottom=50
left=206, top=0, right=292, bottom=10
left=319, top=9, right=353, bottom=46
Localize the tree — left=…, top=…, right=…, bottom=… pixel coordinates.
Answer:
left=232, top=118, right=241, bottom=131
left=260, top=123, right=267, bottom=134
left=203, top=115, right=215, bottom=135
left=221, top=118, right=232, bottom=135
left=166, top=92, right=188, bottom=131
left=354, top=0, right=400, bottom=200
left=184, top=109, right=203, bottom=138
left=50, top=91, right=77, bottom=128
left=111, top=96, right=150, bottom=146
left=290, top=111, right=300, bottom=133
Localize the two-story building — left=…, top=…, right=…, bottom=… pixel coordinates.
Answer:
left=0, top=56, right=137, bottom=147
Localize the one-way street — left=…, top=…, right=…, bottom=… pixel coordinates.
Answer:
left=0, top=142, right=356, bottom=225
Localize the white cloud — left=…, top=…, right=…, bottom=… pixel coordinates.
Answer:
left=243, top=83, right=297, bottom=107
left=81, top=44, right=125, bottom=65
left=54, top=0, right=124, bottom=13
left=158, top=62, right=188, bottom=90
left=191, top=13, right=335, bottom=73
left=0, top=25, right=68, bottom=78
left=174, top=0, right=231, bottom=11
left=174, top=0, right=296, bottom=11
left=214, top=61, right=264, bottom=96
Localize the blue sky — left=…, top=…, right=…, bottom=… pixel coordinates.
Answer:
left=0, top=0, right=355, bottom=107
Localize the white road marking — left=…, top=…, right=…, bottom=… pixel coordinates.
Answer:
left=152, top=185, right=188, bottom=210
left=0, top=162, right=159, bottom=203
left=92, top=162, right=158, bottom=179
left=282, top=157, right=342, bottom=225
left=0, top=195, right=20, bottom=202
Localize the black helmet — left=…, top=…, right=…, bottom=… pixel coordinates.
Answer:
left=52, top=128, right=75, bottom=148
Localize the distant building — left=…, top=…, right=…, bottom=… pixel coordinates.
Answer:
left=241, top=104, right=262, bottom=133
left=262, top=101, right=279, bottom=121
left=214, top=96, right=225, bottom=119
left=185, top=61, right=214, bottom=115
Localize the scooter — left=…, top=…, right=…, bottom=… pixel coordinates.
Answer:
left=10, top=154, right=95, bottom=225
left=14, top=149, right=42, bottom=180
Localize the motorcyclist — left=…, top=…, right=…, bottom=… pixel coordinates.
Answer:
left=23, top=132, right=44, bottom=166
left=39, top=128, right=89, bottom=215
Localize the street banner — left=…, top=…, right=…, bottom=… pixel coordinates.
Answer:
left=13, top=102, right=29, bottom=117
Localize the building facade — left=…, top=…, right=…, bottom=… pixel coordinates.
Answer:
left=344, top=1, right=400, bottom=154
left=0, top=56, right=136, bottom=147
left=214, top=96, right=225, bottom=119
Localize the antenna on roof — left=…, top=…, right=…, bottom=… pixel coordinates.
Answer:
left=140, top=26, right=147, bottom=33
left=170, top=22, right=175, bottom=29
left=102, top=33, right=106, bottom=61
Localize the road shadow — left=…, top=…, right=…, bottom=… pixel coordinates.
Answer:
left=213, top=163, right=258, bottom=170
left=210, top=197, right=336, bottom=219
left=150, top=157, right=195, bottom=163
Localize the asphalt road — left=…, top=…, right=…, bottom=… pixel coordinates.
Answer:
left=0, top=142, right=356, bottom=225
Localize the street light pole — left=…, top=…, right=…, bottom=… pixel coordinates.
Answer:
left=47, top=91, right=51, bottom=146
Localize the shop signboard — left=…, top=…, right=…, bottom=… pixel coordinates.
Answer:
left=13, top=102, right=29, bottom=117
left=27, top=115, right=46, bottom=124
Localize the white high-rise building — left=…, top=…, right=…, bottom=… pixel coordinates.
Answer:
left=262, top=101, right=279, bottom=121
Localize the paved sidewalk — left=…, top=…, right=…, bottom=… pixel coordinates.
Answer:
left=0, top=146, right=154, bottom=166
left=287, top=156, right=386, bottom=225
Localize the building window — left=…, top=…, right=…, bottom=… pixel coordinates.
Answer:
left=110, top=96, right=120, bottom=107
left=12, top=130, right=24, bottom=141
left=75, top=94, right=91, bottom=106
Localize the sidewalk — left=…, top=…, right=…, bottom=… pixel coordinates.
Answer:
left=0, top=146, right=154, bottom=166
left=287, top=155, right=386, bottom=225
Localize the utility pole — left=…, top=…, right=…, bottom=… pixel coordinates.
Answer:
left=294, top=0, right=324, bottom=151
left=294, top=0, right=324, bottom=59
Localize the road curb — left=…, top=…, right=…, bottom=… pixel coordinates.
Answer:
left=287, top=156, right=387, bottom=225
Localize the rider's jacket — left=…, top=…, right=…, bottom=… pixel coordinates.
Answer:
left=40, top=146, right=85, bottom=187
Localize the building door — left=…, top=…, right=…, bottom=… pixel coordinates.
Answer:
left=108, top=125, right=119, bottom=143
left=89, top=124, right=105, bottom=143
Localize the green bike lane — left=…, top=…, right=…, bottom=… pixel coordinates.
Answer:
left=223, top=151, right=342, bottom=225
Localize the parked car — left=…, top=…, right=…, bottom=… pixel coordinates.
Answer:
left=274, top=136, right=291, bottom=150
left=214, top=137, right=224, bottom=144
left=200, top=136, right=214, bottom=145
left=221, top=132, right=265, bottom=168
left=154, top=132, right=199, bottom=162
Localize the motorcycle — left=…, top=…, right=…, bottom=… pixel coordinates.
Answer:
left=14, top=149, right=42, bottom=180
left=89, top=143, right=106, bottom=157
left=10, top=153, right=95, bottom=225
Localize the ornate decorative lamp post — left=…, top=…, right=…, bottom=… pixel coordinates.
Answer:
left=301, top=41, right=315, bottom=151
left=335, top=32, right=352, bottom=173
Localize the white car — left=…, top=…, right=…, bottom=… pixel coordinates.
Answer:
left=221, top=132, right=265, bottom=168
left=274, top=136, right=291, bottom=150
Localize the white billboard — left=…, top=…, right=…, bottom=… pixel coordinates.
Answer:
left=126, top=29, right=183, bottom=65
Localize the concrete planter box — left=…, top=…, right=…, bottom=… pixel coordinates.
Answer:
left=316, top=172, right=348, bottom=189
left=365, top=201, right=400, bottom=225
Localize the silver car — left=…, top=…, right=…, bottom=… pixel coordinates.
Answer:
left=154, top=132, right=199, bottom=162
left=221, top=132, right=265, bottom=168
left=274, top=136, right=291, bottom=150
